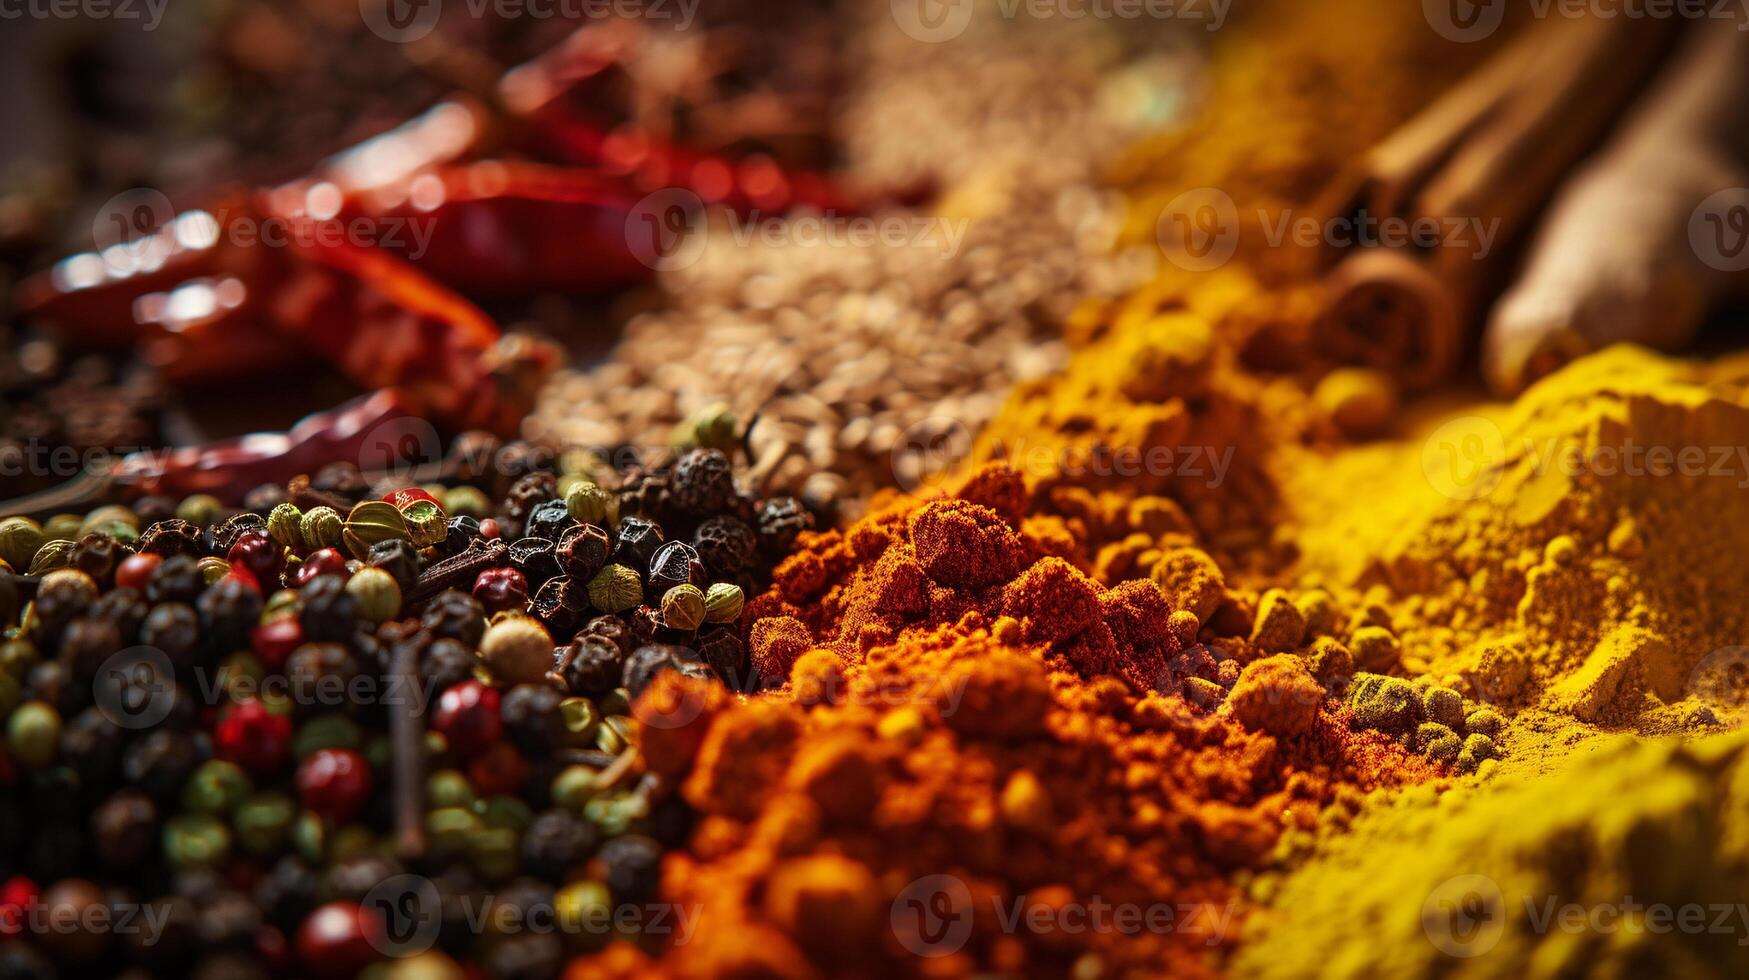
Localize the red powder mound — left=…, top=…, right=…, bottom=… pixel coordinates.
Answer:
left=910, top=498, right=1024, bottom=589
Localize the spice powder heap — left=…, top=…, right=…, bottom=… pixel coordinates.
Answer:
left=572, top=464, right=1446, bottom=978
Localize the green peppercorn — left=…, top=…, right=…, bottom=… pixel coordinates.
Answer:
left=556, top=880, right=615, bottom=950
left=78, top=505, right=138, bottom=539
left=92, top=521, right=138, bottom=546
left=364, top=735, right=392, bottom=771
left=400, top=499, right=448, bottom=549
left=329, top=825, right=377, bottom=863
left=293, top=714, right=363, bottom=758
left=582, top=792, right=647, bottom=838
left=342, top=501, right=409, bottom=560
left=184, top=759, right=252, bottom=814
left=293, top=811, right=326, bottom=863
left=26, top=539, right=76, bottom=575
left=345, top=567, right=402, bottom=623
left=164, top=813, right=231, bottom=869
left=426, top=807, right=483, bottom=857
left=216, top=652, right=266, bottom=701
left=595, top=716, right=629, bottom=755
left=703, top=583, right=745, bottom=624
left=597, top=688, right=632, bottom=717
left=6, top=699, right=58, bottom=768
left=469, top=826, right=520, bottom=879
left=586, top=564, right=642, bottom=614
left=234, top=792, right=296, bottom=855
left=550, top=765, right=602, bottom=812
left=301, top=506, right=344, bottom=551
left=0, top=638, right=39, bottom=678
left=427, top=769, right=476, bottom=811
left=481, top=795, right=532, bottom=833
left=675, top=402, right=739, bottom=453
left=196, top=556, right=231, bottom=584
left=176, top=494, right=223, bottom=528
left=262, top=589, right=302, bottom=622
left=42, top=513, right=83, bottom=542
left=660, top=584, right=706, bottom=631
left=566, top=481, right=612, bottom=527
left=559, top=697, right=601, bottom=745
left=0, top=518, right=44, bottom=571
left=267, top=503, right=304, bottom=550
left=443, top=485, right=491, bottom=519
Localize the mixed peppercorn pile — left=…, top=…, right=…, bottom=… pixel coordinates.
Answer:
left=0, top=435, right=809, bottom=978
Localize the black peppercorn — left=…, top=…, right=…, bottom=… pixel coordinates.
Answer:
left=146, top=555, right=205, bottom=604
left=520, top=809, right=599, bottom=876
left=422, top=637, right=479, bottom=693
left=500, top=684, right=565, bottom=755
left=142, top=602, right=201, bottom=671
left=325, top=855, right=404, bottom=904
left=626, top=604, right=665, bottom=647
left=92, top=790, right=159, bottom=866
left=137, top=518, right=204, bottom=557
left=696, top=626, right=747, bottom=689
left=254, top=856, right=317, bottom=928
left=580, top=615, right=635, bottom=655
left=89, top=587, right=148, bottom=644
left=133, top=496, right=176, bottom=524
left=611, top=516, right=663, bottom=572
left=299, top=575, right=358, bottom=643
left=60, top=706, right=123, bottom=784
left=647, top=541, right=705, bottom=595
left=312, top=461, right=368, bottom=502
left=366, top=538, right=424, bottom=593
left=61, top=615, right=122, bottom=680
left=284, top=643, right=360, bottom=710
left=509, top=536, right=562, bottom=589
left=525, top=498, right=575, bottom=541
left=560, top=637, right=623, bottom=697
left=421, top=589, right=486, bottom=647
left=693, top=515, right=757, bottom=577
left=33, top=570, right=97, bottom=643
left=210, top=513, right=268, bottom=555
left=198, top=576, right=262, bottom=652
left=499, top=472, right=557, bottom=539
left=242, top=483, right=288, bottom=514
left=596, top=835, right=663, bottom=904
left=483, top=933, right=563, bottom=980
left=670, top=449, right=737, bottom=515
left=556, top=524, right=610, bottom=582
left=622, top=645, right=687, bottom=697
left=757, top=495, right=813, bottom=555
left=529, top=577, right=585, bottom=638
left=25, top=660, right=84, bottom=716
left=197, top=890, right=263, bottom=947
left=72, top=532, right=120, bottom=583
left=123, top=731, right=202, bottom=803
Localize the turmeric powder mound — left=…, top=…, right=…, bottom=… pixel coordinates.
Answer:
left=1284, top=346, right=1749, bottom=735
left=1238, top=731, right=1749, bottom=978
left=587, top=463, right=1446, bottom=976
